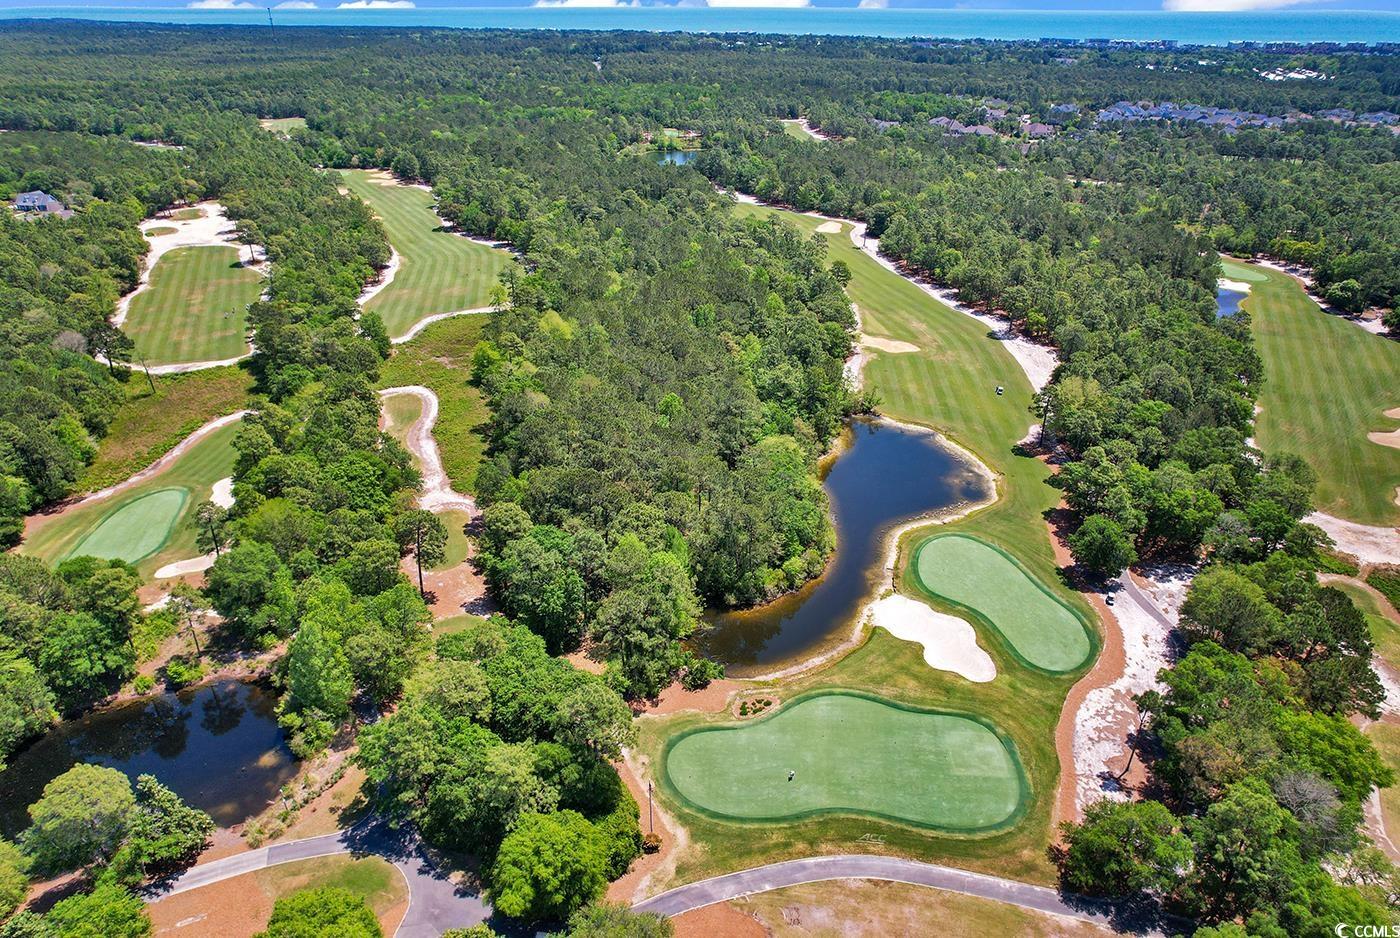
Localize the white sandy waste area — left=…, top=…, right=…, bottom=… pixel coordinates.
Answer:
left=1305, top=512, right=1400, bottom=566
left=870, top=594, right=995, bottom=682
left=1071, top=565, right=1190, bottom=811
left=378, top=386, right=476, bottom=515
left=116, top=202, right=266, bottom=328
left=1218, top=278, right=1252, bottom=293
left=815, top=220, right=842, bottom=234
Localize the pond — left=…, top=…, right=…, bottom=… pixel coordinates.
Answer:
left=654, top=149, right=700, bottom=165
left=697, top=417, right=989, bottom=675
left=1216, top=283, right=1248, bottom=318
left=0, top=680, right=298, bottom=839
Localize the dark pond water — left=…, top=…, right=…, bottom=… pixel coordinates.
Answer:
left=697, top=417, right=989, bottom=675
left=0, top=680, right=297, bottom=839
left=655, top=149, right=700, bottom=165
left=1216, top=284, right=1248, bottom=318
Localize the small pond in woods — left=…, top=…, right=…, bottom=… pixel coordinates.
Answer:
left=0, top=680, right=297, bottom=839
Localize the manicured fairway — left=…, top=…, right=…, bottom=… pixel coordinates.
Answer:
left=123, top=245, right=262, bottom=365
left=913, top=534, right=1092, bottom=672
left=67, top=488, right=188, bottom=563
left=1231, top=258, right=1400, bottom=526
left=258, top=116, right=307, bottom=135
left=21, top=421, right=241, bottom=577
left=663, top=691, right=1025, bottom=830
left=341, top=169, right=512, bottom=338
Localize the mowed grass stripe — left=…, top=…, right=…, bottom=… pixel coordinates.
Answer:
left=123, top=245, right=262, bottom=365
left=1234, top=259, right=1400, bottom=526
left=341, top=170, right=512, bottom=338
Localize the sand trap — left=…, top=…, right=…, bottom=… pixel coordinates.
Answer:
left=870, top=594, right=995, bottom=682
left=116, top=202, right=266, bottom=328
left=1370, top=428, right=1400, bottom=451
left=378, top=386, right=476, bottom=515
left=815, top=220, right=842, bottom=234
left=1217, top=278, right=1252, bottom=294
left=358, top=247, right=401, bottom=307
left=210, top=477, right=235, bottom=509
left=1306, top=511, right=1400, bottom=566
left=860, top=335, right=919, bottom=354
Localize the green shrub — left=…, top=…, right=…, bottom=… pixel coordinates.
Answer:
left=162, top=655, right=204, bottom=688
left=1367, top=569, right=1400, bottom=612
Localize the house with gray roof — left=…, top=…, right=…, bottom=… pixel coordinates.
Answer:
left=13, top=190, right=72, bottom=219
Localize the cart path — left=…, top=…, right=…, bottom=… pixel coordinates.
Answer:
left=145, top=822, right=490, bottom=938
left=150, top=827, right=1153, bottom=935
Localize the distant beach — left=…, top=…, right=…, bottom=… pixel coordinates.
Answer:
left=2, top=6, right=1400, bottom=44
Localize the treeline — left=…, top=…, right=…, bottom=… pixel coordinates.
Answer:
left=1059, top=552, right=1395, bottom=932
left=0, top=133, right=188, bottom=545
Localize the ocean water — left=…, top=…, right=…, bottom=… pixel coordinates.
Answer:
left=3, top=7, right=1400, bottom=44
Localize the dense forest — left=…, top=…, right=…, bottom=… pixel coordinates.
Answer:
left=0, top=21, right=1396, bottom=935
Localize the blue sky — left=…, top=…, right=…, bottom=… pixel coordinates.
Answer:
left=4, top=0, right=1399, bottom=14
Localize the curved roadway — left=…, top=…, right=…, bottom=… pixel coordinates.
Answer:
left=152, top=827, right=1159, bottom=935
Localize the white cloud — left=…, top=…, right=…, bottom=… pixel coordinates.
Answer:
left=187, top=0, right=257, bottom=9
left=534, top=0, right=637, bottom=7
left=336, top=0, right=415, bottom=8
left=1163, top=0, right=1313, bottom=10
left=857, top=0, right=888, bottom=8
left=702, top=0, right=812, bottom=7
left=275, top=1, right=318, bottom=8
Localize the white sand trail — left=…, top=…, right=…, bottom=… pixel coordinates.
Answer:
left=1217, top=278, right=1252, bottom=294
left=870, top=594, right=995, bottom=682
left=378, top=386, right=476, bottom=515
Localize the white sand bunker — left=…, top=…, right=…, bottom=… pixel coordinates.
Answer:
left=815, top=220, right=843, bottom=234
left=1372, top=408, right=1400, bottom=452
left=1218, top=278, right=1252, bottom=294
left=870, top=594, right=996, bottom=682
left=860, top=334, right=919, bottom=354
left=210, top=477, right=235, bottom=509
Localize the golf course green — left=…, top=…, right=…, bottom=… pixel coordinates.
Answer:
left=912, top=534, right=1092, bottom=673
left=661, top=691, right=1027, bottom=831
left=67, top=488, right=189, bottom=563
left=21, top=420, right=241, bottom=577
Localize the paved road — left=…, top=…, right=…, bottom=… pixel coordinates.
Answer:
left=146, top=822, right=491, bottom=938
left=633, top=855, right=1112, bottom=922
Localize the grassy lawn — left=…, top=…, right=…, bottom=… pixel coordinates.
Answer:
left=169, top=207, right=204, bottom=221
left=378, top=314, right=490, bottom=493
left=22, top=420, right=240, bottom=578
left=433, top=508, right=472, bottom=570
left=731, top=878, right=1109, bottom=937
left=123, top=245, right=263, bottom=365
left=341, top=169, right=512, bottom=338
left=1228, top=258, right=1400, bottom=526
left=258, top=116, right=307, bottom=134
left=144, top=225, right=177, bottom=237
left=255, top=855, right=405, bottom=922
left=779, top=119, right=818, bottom=141
left=78, top=366, right=255, bottom=494
left=912, top=534, right=1093, bottom=673
left=662, top=690, right=1026, bottom=831
left=656, top=203, right=1094, bottom=882
left=432, top=613, right=491, bottom=637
